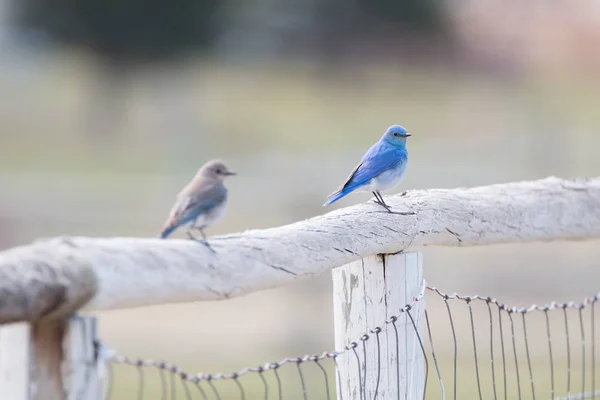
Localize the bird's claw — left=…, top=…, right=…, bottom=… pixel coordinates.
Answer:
left=372, top=200, right=414, bottom=215
left=201, top=241, right=216, bottom=253
left=186, top=231, right=216, bottom=253
left=373, top=199, right=393, bottom=213
left=194, top=238, right=216, bottom=253
left=389, top=211, right=415, bottom=216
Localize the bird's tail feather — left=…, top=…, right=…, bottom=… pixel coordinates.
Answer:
left=323, top=188, right=351, bottom=207
left=159, top=224, right=178, bottom=239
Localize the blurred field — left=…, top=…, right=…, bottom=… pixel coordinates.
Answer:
left=2, top=26, right=600, bottom=399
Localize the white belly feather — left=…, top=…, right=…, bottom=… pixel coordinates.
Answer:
left=364, top=164, right=407, bottom=192
left=191, top=201, right=227, bottom=230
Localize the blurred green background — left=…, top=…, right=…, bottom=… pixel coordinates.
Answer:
left=1, top=0, right=600, bottom=398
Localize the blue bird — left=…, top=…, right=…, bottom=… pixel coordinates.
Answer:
left=160, top=160, right=235, bottom=248
left=323, top=125, right=411, bottom=212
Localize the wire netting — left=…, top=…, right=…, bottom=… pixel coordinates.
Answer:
left=104, top=285, right=600, bottom=400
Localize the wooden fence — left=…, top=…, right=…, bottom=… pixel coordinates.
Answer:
left=0, top=176, right=599, bottom=399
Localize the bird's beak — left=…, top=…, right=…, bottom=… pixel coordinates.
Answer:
left=225, top=171, right=237, bottom=176
left=404, top=133, right=412, bottom=137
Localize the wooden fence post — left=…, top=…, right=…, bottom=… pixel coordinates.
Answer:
left=332, top=252, right=425, bottom=400
left=0, top=316, right=104, bottom=400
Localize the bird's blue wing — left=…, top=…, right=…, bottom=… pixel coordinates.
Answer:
left=341, top=143, right=405, bottom=192
left=324, top=142, right=406, bottom=206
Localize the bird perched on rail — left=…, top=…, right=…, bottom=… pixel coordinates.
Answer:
left=323, top=125, right=412, bottom=212
left=159, top=160, right=236, bottom=249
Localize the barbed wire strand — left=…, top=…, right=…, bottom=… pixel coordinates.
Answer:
left=206, top=378, right=222, bottom=400
left=193, top=380, right=208, bottom=400
left=497, top=304, right=508, bottom=400
left=467, top=299, right=483, bottom=400
left=233, top=375, right=245, bottom=400
left=426, top=289, right=600, bottom=313
left=157, top=363, right=166, bottom=400
left=579, top=307, right=587, bottom=398
left=351, top=344, right=364, bottom=400
left=258, top=368, right=269, bottom=400
left=565, top=307, right=572, bottom=398
left=136, top=361, right=145, bottom=400
left=521, top=312, right=536, bottom=400
left=391, top=316, right=400, bottom=400
left=361, top=337, right=367, bottom=400
left=425, top=309, right=445, bottom=399
left=179, top=369, right=188, bottom=400
left=169, top=365, right=177, bottom=400
left=545, top=309, right=555, bottom=400
left=180, top=375, right=192, bottom=400
left=272, top=365, right=282, bottom=400
left=487, top=299, right=498, bottom=400
left=296, top=361, right=307, bottom=400
left=508, top=311, right=523, bottom=400
left=313, top=359, right=331, bottom=400
left=444, top=298, right=458, bottom=400
left=407, top=307, right=428, bottom=400
left=373, top=327, right=382, bottom=400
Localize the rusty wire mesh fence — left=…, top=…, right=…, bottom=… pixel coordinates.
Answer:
left=104, top=285, right=600, bottom=400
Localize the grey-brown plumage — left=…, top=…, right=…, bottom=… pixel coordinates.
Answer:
left=159, top=160, right=236, bottom=246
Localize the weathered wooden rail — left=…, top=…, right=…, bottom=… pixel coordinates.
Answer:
left=0, top=176, right=598, bottom=399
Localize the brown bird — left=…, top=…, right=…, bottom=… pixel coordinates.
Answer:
left=159, top=160, right=236, bottom=248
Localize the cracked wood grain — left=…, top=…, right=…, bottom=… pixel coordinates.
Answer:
left=0, top=176, right=599, bottom=318
left=0, top=242, right=97, bottom=323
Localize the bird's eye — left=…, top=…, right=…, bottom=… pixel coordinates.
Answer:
left=393, top=132, right=399, bottom=137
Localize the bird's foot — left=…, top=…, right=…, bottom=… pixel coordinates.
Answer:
left=373, top=199, right=393, bottom=213
left=186, top=231, right=216, bottom=253
left=389, top=211, right=415, bottom=216
left=372, top=200, right=414, bottom=215
left=200, top=240, right=216, bottom=253
left=400, top=190, right=408, bottom=197
left=193, top=238, right=216, bottom=253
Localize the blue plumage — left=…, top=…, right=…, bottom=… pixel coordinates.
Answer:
left=159, top=224, right=178, bottom=240
left=324, top=125, right=411, bottom=211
